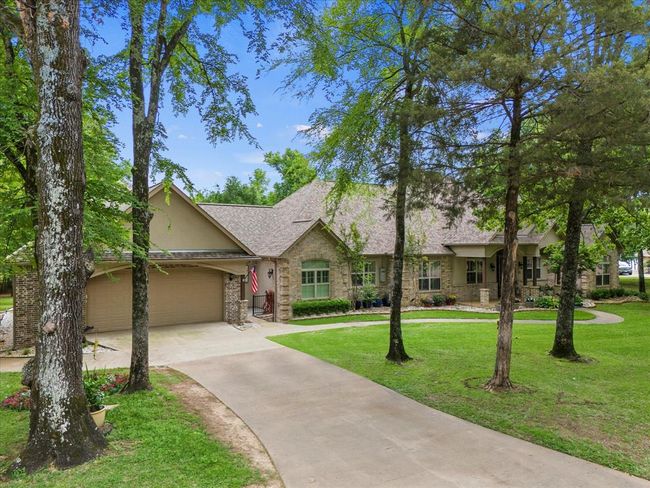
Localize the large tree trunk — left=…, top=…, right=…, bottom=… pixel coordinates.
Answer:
left=639, top=250, right=646, bottom=294
left=386, top=89, right=413, bottom=364
left=14, top=0, right=106, bottom=472
left=551, top=190, right=584, bottom=360
left=486, top=86, right=522, bottom=391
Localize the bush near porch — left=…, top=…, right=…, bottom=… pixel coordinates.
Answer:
left=274, top=303, right=650, bottom=479
left=291, top=298, right=351, bottom=317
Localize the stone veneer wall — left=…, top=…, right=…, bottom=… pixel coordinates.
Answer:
left=278, top=226, right=350, bottom=321
left=13, top=271, right=40, bottom=349
left=400, top=256, right=454, bottom=306
left=224, top=277, right=246, bottom=325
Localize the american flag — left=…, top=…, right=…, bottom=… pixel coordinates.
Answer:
left=250, top=266, right=258, bottom=294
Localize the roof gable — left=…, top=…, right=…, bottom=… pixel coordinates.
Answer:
left=148, top=184, right=254, bottom=255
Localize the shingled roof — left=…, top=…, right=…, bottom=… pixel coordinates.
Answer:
left=199, top=180, right=551, bottom=258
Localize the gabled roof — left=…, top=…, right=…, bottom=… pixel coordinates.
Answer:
left=145, top=183, right=256, bottom=256
left=199, top=180, right=554, bottom=258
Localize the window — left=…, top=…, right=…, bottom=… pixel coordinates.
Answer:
left=466, top=259, right=484, bottom=284
left=596, top=255, right=610, bottom=286
left=419, top=261, right=441, bottom=291
left=525, top=257, right=542, bottom=280
left=301, top=260, right=330, bottom=299
left=351, top=261, right=377, bottom=286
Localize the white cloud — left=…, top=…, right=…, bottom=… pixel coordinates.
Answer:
left=256, top=122, right=263, bottom=128
left=293, top=124, right=311, bottom=133
left=177, top=134, right=188, bottom=140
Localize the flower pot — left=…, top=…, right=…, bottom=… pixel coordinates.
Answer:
left=90, top=406, right=106, bottom=428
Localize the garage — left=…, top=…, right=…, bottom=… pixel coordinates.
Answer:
left=86, top=266, right=224, bottom=332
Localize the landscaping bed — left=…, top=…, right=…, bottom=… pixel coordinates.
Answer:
left=0, top=368, right=271, bottom=487
left=274, top=303, right=650, bottom=479
left=288, top=307, right=596, bottom=325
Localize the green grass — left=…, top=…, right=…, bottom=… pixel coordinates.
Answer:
left=619, top=275, right=640, bottom=292
left=0, top=370, right=261, bottom=487
left=288, top=308, right=595, bottom=325
left=273, top=303, right=650, bottom=479
left=0, top=296, right=13, bottom=311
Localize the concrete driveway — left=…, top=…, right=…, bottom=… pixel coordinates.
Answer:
left=1, top=312, right=646, bottom=487
left=173, top=347, right=648, bottom=488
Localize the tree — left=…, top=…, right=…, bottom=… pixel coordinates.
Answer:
left=602, top=202, right=650, bottom=294
left=265, top=148, right=316, bottom=203
left=195, top=168, right=270, bottom=205
left=5, top=0, right=107, bottom=472
left=452, top=0, right=571, bottom=389
left=542, top=2, right=650, bottom=359
left=282, top=0, right=463, bottom=363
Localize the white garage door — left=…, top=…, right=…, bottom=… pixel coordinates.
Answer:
left=86, top=266, right=223, bottom=332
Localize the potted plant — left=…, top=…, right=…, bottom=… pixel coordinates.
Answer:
left=84, top=373, right=107, bottom=427
left=360, top=284, right=378, bottom=309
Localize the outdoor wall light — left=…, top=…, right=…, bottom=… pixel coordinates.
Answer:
left=489, top=263, right=495, bottom=272
left=267, top=268, right=274, bottom=279
left=228, top=273, right=234, bottom=281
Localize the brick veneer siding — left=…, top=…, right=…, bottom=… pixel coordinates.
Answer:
left=279, top=226, right=350, bottom=321
left=224, top=277, right=246, bottom=325
left=13, top=271, right=40, bottom=349
left=399, top=256, right=454, bottom=306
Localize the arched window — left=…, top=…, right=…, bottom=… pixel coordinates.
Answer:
left=301, top=260, right=330, bottom=299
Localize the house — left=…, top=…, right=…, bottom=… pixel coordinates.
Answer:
left=11, top=180, right=618, bottom=347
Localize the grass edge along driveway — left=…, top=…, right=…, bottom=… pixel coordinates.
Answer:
left=0, top=369, right=263, bottom=487
left=273, top=303, right=650, bottom=480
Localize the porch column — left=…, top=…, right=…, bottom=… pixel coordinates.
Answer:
left=532, top=256, right=538, bottom=286
left=522, top=256, right=528, bottom=286
left=483, top=257, right=487, bottom=286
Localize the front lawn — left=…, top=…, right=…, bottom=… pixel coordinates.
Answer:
left=619, top=275, right=640, bottom=292
left=273, top=303, right=650, bottom=479
left=0, top=370, right=261, bottom=487
left=289, top=308, right=595, bottom=325
left=0, top=296, right=13, bottom=311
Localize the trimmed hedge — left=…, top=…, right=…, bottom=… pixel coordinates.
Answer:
left=590, top=287, right=649, bottom=301
left=291, top=298, right=352, bottom=317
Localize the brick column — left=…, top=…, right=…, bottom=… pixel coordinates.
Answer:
left=13, top=271, right=41, bottom=349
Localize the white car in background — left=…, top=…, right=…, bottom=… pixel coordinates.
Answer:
left=618, top=261, right=633, bottom=275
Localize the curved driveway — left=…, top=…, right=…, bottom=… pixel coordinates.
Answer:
left=1, top=310, right=646, bottom=487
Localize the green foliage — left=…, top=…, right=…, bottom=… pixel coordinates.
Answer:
left=534, top=296, right=559, bottom=309
left=195, top=169, right=270, bottom=205
left=359, top=283, right=378, bottom=304
left=544, top=241, right=608, bottom=274
left=265, top=149, right=316, bottom=204
left=291, top=298, right=352, bottom=317
left=590, top=288, right=644, bottom=301
left=82, top=373, right=106, bottom=412
left=431, top=294, right=446, bottom=307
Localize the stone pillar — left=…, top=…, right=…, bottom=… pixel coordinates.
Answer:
left=276, top=259, right=291, bottom=322
left=13, top=271, right=41, bottom=349
left=224, top=276, right=241, bottom=324
left=479, top=288, right=490, bottom=306
left=238, top=299, right=248, bottom=323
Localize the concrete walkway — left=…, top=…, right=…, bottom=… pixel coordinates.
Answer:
left=173, top=347, right=648, bottom=488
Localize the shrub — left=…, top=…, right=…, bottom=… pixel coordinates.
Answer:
left=83, top=373, right=106, bottom=412
left=101, top=373, right=129, bottom=394
left=360, top=284, right=378, bottom=307
left=420, top=296, right=433, bottom=307
left=445, top=294, right=457, bottom=305
left=432, top=294, right=446, bottom=306
left=590, top=288, right=610, bottom=300
left=535, top=295, right=558, bottom=309
left=574, top=294, right=584, bottom=307
left=639, top=292, right=649, bottom=302
left=291, top=298, right=352, bottom=317
left=1, top=387, right=30, bottom=411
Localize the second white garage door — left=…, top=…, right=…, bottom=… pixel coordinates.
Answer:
left=86, top=266, right=224, bottom=332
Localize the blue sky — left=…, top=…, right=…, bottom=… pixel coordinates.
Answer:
left=86, top=13, right=323, bottom=193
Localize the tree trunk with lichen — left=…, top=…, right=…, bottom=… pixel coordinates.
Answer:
left=486, top=84, right=523, bottom=391
left=639, top=250, right=646, bottom=294
left=13, top=0, right=106, bottom=472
